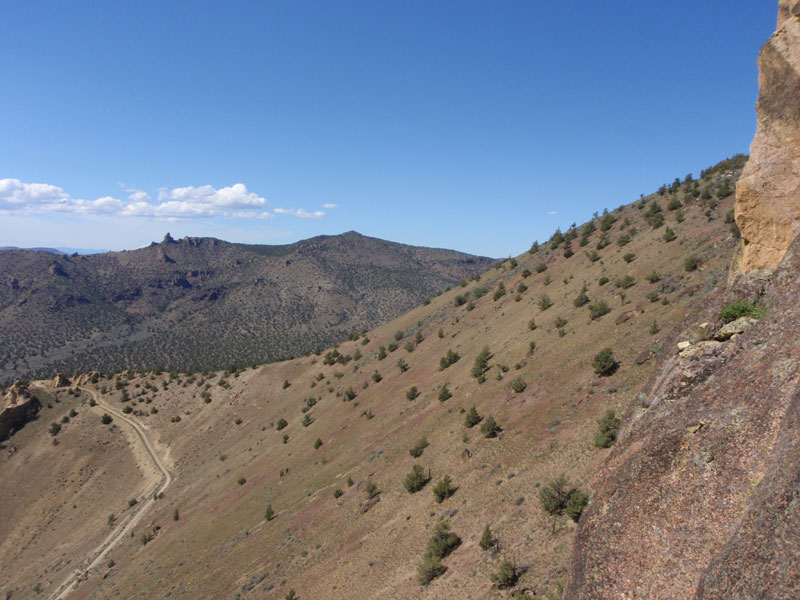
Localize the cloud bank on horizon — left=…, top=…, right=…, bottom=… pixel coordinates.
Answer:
left=0, top=178, right=333, bottom=221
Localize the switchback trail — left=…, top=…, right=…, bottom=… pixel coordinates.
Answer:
left=47, top=385, right=172, bottom=600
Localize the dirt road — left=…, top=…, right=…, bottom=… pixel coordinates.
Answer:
left=48, top=386, right=172, bottom=600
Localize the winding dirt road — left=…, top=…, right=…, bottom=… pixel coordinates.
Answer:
left=48, top=386, right=172, bottom=600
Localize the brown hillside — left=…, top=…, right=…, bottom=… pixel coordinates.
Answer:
left=0, top=162, right=742, bottom=599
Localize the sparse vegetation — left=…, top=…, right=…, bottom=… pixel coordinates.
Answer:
left=479, top=524, right=496, bottom=551
left=589, top=300, right=611, bottom=320
left=439, top=349, right=461, bottom=371
left=438, top=383, right=452, bottom=402
left=594, top=410, right=620, bottom=448
left=465, top=406, right=482, bottom=428
left=409, top=436, right=429, bottom=458
left=481, top=416, right=501, bottom=438
left=404, top=464, right=431, bottom=493
left=491, top=558, right=519, bottom=589
left=539, top=475, right=589, bottom=531
left=720, top=301, right=761, bottom=323
left=592, top=348, right=619, bottom=376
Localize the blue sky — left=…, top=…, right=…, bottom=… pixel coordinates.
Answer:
left=0, top=1, right=777, bottom=257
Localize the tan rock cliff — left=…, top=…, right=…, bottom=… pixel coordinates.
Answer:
left=735, top=2, right=800, bottom=272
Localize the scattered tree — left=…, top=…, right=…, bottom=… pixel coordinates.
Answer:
left=592, top=348, right=619, bottom=376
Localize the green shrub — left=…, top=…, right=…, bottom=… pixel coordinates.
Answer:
left=594, top=410, right=620, bottom=448
left=684, top=255, right=701, bottom=271
left=646, top=290, right=660, bottom=303
left=491, top=559, right=519, bottom=589
left=49, top=422, right=61, bottom=436
left=720, top=301, right=761, bottom=323
left=465, top=406, right=482, bottom=428
left=554, top=316, right=568, bottom=329
left=617, top=234, right=631, bottom=247
left=237, top=476, right=247, bottom=485
left=372, top=371, right=382, bottom=383
left=565, top=490, right=589, bottom=522
left=598, top=276, right=609, bottom=286
left=615, top=275, right=635, bottom=289
left=623, top=252, right=636, bottom=263
left=481, top=416, right=501, bottom=438
left=592, top=348, right=619, bottom=376
left=538, top=294, right=553, bottom=311
left=589, top=300, right=611, bottom=320
left=433, top=475, right=456, bottom=503
left=276, top=418, right=288, bottom=430
left=333, top=488, right=344, bottom=498
left=479, top=524, right=495, bottom=551
left=536, top=262, right=547, bottom=273
left=302, top=413, right=314, bottom=427
left=314, top=438, right=323, bottom=449
left=427, top=520, right=461, bottom=559
left=471, top=346, right=492, bottom=378
left=377, top=346, right=387, bottom=360
left=574, top=288, right=590, bottom=307
left=521, top=268, right=531, bottom=278
left=438, top=384, right=452, bottom=402
left=528, top=318, right=538, bottom=330
left=663, top=227, right=677, bottom=242
left=101, top=413, right=112, bottom=424
left=510, top=377, right=526, bottom=393
left=650, top=320, right=660, bottom=334
left=394, top=330, right=405, bottom=341
left=365, top=481, right=379, bottom=498
left=493, top=283, right=507, bottom=301
left=404, top=464, right=431, bottom=493
left=409, top=436, right=429, bottom=458
left=539, top=475, right=588, bottom=530
left=418, top=554, right=446, bottom=585
left=343, top=387, right=357, bottom=401
left=406, top=386, right=420, bottom=401
left=439, top=349, right=461, bottom=371
left=644, top=270, right=661, bottom=283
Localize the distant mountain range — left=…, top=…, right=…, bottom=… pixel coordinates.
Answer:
left=0, top=246, right=108, bottom=255
left=0, top=231, right=494, bottom=381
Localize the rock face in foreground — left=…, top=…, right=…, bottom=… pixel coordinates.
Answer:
left=565, top=236, right=800, bottom=598
left=735, top=2, right=800, bottom=272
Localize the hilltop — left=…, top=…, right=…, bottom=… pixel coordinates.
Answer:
left=0, top=158, right=744, bottom=599
left=0, top=231, right=493, bottom=383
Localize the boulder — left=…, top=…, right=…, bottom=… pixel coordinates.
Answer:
left=715, top=317, right=759, bottom=340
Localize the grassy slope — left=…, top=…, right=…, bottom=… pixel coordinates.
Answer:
left=0, top=164, right=741, bottom=599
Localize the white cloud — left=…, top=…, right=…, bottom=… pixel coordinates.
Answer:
left=275, top=208, right=325, bottom=219
left=128, top=190, right=150, bottom=202
left=0, top=179, right=272, bottom=220
left=0, top=179, right=70, bottom=210
left=322, top=203, right=338, bottom=209
left=546, top=210, right=558, bottom=215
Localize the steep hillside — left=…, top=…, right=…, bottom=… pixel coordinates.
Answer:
left=0, top=232, right=493, bottom=383
left=0, top=161, right=743, bottom=599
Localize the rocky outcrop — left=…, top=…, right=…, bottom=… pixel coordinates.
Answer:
left=52, top=373, right=70, bottom=387
left=565, top=234, right=800, bottom=598
left=0, top=382, right=41, bottom=441
left=735, top=2, right=800, bottom=272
